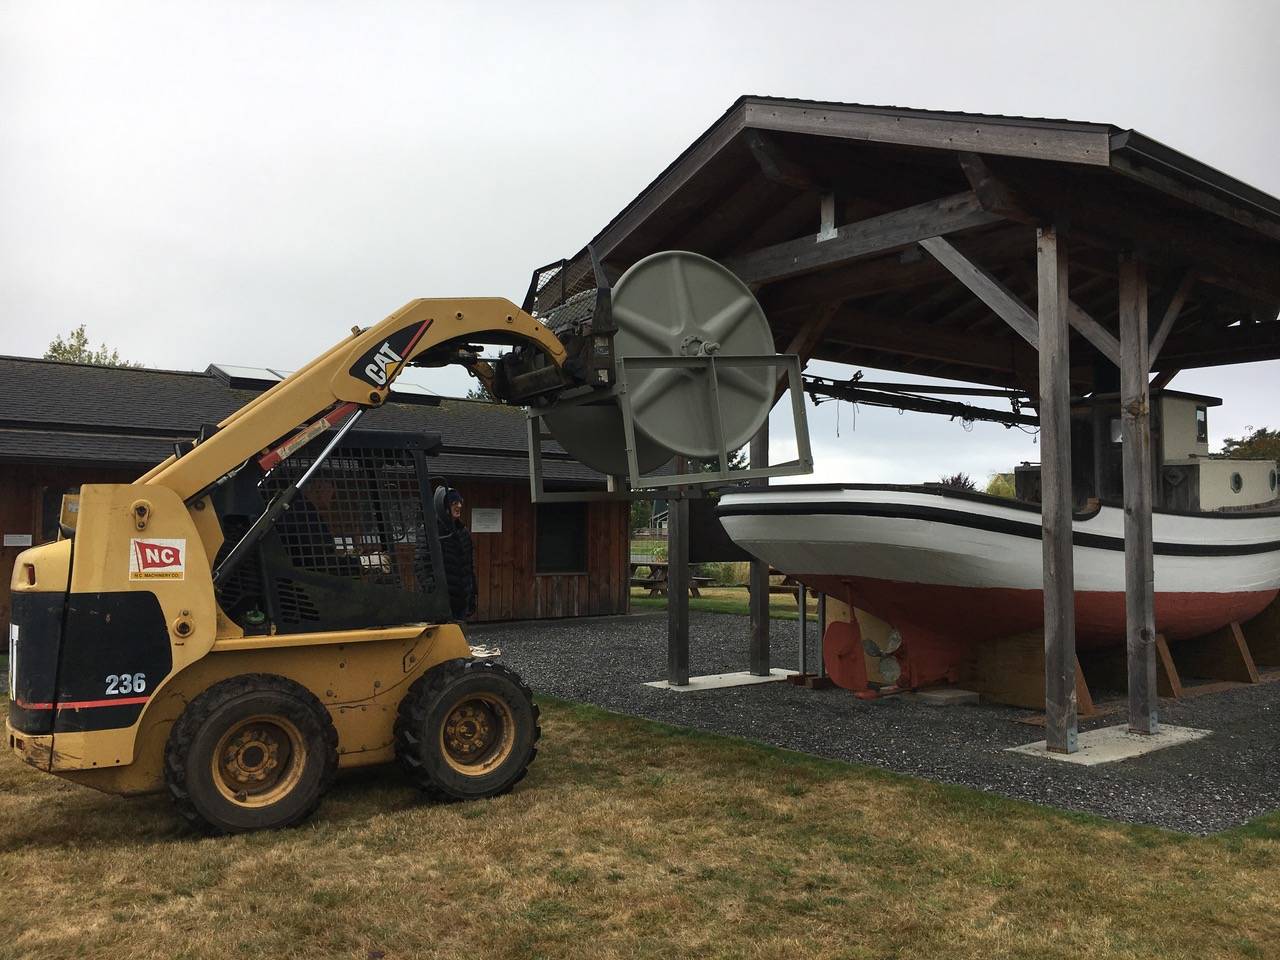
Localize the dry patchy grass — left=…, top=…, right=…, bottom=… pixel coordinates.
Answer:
left=1, top=698, right=1278, bottom=960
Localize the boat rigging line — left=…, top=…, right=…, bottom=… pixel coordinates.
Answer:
left=803, top=373, right=1040, bottom=429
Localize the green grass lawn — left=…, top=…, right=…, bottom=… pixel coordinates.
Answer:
left=2, top=698, right=1278, bottom=959
left=631, top=585, right=818, bottom=622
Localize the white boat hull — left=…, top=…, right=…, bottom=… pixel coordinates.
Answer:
left=719, top=486, right=1280, bottom=673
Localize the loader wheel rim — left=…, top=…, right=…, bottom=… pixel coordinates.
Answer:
left=212, top=715, right=307, bottom=808
left=439, top=693, right=515, bottom=776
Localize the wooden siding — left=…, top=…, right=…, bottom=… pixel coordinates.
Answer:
left=452, top=479, right=630, bottom=621
left=0, top=467, right=630, bottom=632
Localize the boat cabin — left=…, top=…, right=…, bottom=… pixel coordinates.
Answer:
left=1015, top=389, right=1279, bottom=512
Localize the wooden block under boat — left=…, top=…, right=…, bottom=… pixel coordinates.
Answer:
left=960, top=631, right=1097, bottom=716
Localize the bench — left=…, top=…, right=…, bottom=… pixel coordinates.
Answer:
left=631, top=575, right=716, bottom=598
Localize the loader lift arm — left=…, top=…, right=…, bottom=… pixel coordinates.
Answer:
left=138, top=298, right=569, bottom=504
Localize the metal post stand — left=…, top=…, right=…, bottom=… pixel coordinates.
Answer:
left=748, top=420, right=771, bottom=676
left=666, top=459, right=690, bottom=686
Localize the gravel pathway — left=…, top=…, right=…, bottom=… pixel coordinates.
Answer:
left=472, top=611, right=1280, bottom=834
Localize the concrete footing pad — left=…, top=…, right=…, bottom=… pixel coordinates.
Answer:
left=1006, top=723, right=1211, bottom=766
left=644, top=669, right=797, bottom=692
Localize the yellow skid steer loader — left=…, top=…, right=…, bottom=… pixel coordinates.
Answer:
left=7, top=296, right=578, bottom=833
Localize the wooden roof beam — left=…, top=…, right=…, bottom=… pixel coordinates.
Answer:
left=742, top=100, right=1112, bottom=166
left=761, top=224, right=1033, bottom=314
left=726, top=191, right=1002, bottom=286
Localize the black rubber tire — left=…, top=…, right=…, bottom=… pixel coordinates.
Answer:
left=164, top=673, right=339, bottom=835
left=394, top=658, right=539, bottom=802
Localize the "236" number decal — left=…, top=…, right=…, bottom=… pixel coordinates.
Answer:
left=104, top=673, right=147, bottom=696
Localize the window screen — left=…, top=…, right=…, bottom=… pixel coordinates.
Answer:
left=536, top=502, right=587, bottom=574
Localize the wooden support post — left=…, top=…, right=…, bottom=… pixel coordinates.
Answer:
left=1037, top=226, right=1078, bottom=753
left=749, top=421, right=771, bottom=676
left=797, top=582, right=809, bottom=676
left=1091, top=404, right=1107, bottom=501
left=666, top=459, right=690, bottom=686
left=816, top=593, right=828, bottom=678
left=1119, top=256, right=1159, bottom=734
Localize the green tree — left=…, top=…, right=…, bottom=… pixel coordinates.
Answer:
left=44, top=325, right=139, bottom=366
left=697, top=446, right=748, bottom=474
left=986, top=472, right=1016, bottom=499
left=630, top=498, right=655, bottom=531
left=1221, top=426, right=1280, bottom=460
left=939, top=472, right=977, bottom=491
left=464, top=384, right=493, bottom=401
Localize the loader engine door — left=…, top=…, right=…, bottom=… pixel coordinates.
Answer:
left=45, top=483, right=217, bottom=746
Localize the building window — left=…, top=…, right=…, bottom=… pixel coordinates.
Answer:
left=1196, top=406, right=1208, bottom=443
left=1110, top=417, right=1123, bottom=444
left=1271, top=469, right=1277, bottom=493
left=536, top=502, right=587, bottom=574
left=1230, top=472, right=1244, bottom=494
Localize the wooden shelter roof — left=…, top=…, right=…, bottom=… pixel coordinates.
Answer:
left=583, top=96, right=1280, bottom=391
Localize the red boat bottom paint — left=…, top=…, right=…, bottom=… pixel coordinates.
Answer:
left=805, top=574, right=1278, bottom=693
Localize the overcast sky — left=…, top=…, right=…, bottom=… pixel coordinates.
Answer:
left=3, top=2, right=1277, bottom=484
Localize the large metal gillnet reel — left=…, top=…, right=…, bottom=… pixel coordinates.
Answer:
left=543, top=251, right=775, bottom=477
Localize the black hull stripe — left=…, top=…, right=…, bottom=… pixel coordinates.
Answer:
left=717, top=502, right=1280, bottom=558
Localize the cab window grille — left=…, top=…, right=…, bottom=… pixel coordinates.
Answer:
left=263, top=445, right=437, bottom=596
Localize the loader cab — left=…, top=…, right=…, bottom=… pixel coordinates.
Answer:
left=210, top=430, right=453, bottom=636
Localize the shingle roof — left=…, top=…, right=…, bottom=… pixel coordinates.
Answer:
left=0, top=356, right=598, bottom=483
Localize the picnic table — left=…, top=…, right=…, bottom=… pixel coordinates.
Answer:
left=629, top=561, right=714, bottom=598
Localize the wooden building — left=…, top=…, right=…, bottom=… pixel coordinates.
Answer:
left=0, top=356, right=629, bottom=629
left=567, top=96, right=1280, bottom=752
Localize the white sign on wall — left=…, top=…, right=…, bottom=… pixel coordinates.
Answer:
left=3, top=534, right=32, bottom=548
left=471, top=508, right=502, bottom=534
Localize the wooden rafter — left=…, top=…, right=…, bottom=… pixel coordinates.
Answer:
left=726, top=191, right=1002, bottom=286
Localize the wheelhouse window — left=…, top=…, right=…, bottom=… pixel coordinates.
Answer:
left=1196, top=406, right=1208, bottom=443
left=535, top=502, right=587, bottom=574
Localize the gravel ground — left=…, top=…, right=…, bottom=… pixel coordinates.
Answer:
left=472, top=611, right=1280, bottom=834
